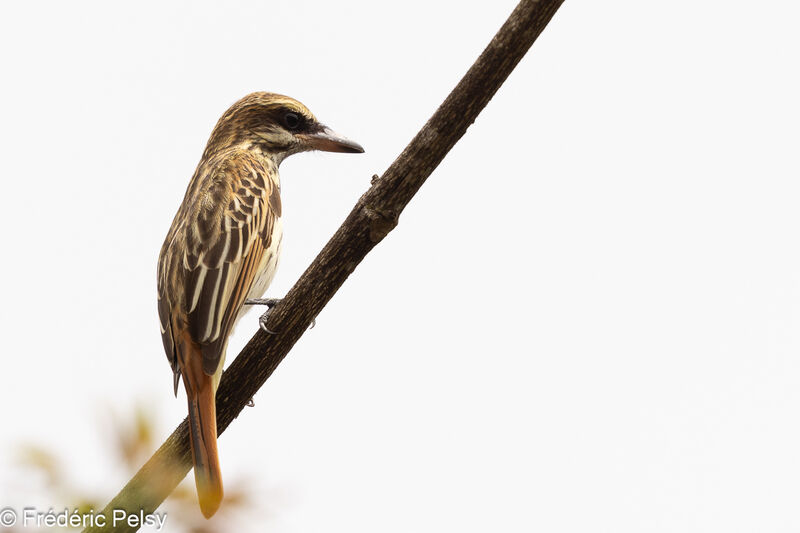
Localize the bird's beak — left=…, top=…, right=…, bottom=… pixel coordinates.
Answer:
left=298, top=126, right=364, bottom=154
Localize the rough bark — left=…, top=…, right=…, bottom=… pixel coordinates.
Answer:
left=83, top=1, right=565, bottom=531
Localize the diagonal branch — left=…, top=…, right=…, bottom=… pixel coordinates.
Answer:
left=84, top=1, right=564, bottom=530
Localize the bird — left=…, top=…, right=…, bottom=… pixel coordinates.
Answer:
left=156, top=92, right=363, bottom=517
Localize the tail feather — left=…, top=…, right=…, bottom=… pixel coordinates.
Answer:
left=178, top=329, right=224, bottom=518
left=187, top=380, right=223, bottom=518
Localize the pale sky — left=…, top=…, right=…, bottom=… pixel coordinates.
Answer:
left=2, top=1, right=800, bottom=532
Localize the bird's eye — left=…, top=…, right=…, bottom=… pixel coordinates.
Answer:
left=284, top=112, right=301, bottom=130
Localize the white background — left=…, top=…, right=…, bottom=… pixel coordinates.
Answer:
left=1, top=1, right=800, bottom=531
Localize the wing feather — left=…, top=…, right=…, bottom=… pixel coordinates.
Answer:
left=158, top=150, right=279, bottom=378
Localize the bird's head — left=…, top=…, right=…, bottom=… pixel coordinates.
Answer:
left=204, top=92, right=364, bottom=163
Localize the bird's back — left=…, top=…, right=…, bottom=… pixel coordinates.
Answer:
left=157, top=148, right=282, bottom=379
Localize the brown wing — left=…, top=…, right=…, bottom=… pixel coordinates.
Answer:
left=158, top=150, right=279, bottom=381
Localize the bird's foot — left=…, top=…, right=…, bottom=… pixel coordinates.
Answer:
left=245, top=298, right=282, bottom=308
left=244, top=297, right=317, bottom=332
left=245, top=298, right=282, bottom=334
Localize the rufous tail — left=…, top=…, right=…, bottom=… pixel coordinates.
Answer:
left=180, top=337, right=224, bottom=518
